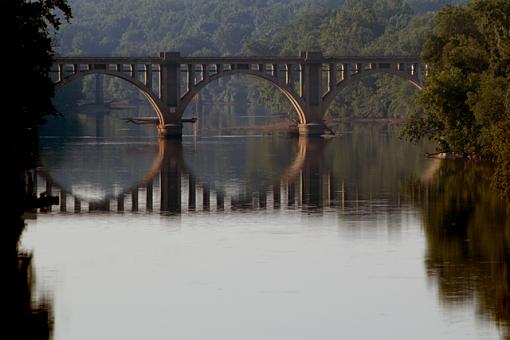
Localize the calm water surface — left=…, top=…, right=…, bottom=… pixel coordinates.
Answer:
left=22, top=122, right=510, bottom=339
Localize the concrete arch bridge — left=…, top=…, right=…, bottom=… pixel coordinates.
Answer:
left=53, top=51, right=424, bottom=138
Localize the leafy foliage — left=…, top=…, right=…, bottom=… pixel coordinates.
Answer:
left=401, top=0, right=510, bottom=199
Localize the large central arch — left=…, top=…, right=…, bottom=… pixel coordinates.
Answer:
left=179, top=69, right=308, bottom=125
left=54, top=69, right=169, bottom=126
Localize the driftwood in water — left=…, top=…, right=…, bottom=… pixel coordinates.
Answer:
left=123, top=117, right=159, bottom=125
left=124, top=117, right=197, bottom=125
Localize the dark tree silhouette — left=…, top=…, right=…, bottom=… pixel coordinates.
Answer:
left=1, top=2, right=71, bottom=340
left=1, top=0, right=71, bottom=167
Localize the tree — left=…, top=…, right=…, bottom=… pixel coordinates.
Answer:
left=402, top=0, right=510, bottom=199
left=2, top=0, right=72, bottom=162
left=403, top=0, right=510, bottom=156
left=2, top=2, right=71, bottom=340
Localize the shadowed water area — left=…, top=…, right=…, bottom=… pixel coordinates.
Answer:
left=19, top=109, right=510, bottom=339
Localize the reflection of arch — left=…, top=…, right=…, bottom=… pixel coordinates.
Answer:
left=39, top=136, right=333, bottom=214
left=55, top=70, right=168, bottom=126
left=137, top=139, right=169, bottom=186
left=39, top=139, right=194, bottom=204
left=280, top=137, right=308, bottom=182
left=322, top=68, right=423, bottom=113
left=38, top=139, right=166, bottom=202
left=180, top=70, right=307, bottom=124
left=40, top=136, right=308, bottom=204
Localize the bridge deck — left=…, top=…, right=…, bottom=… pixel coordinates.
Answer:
left=54, top=55, right=421, bottom=65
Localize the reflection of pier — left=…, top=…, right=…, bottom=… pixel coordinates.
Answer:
left=35, top=139, right=403, bottom=215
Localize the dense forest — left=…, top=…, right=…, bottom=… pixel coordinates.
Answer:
left=54, top=0, right=467, bottom=120
left=56, top=0, right=465, bottom=56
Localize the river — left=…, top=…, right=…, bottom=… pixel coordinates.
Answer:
left=19, top=117, right=510, bottom=339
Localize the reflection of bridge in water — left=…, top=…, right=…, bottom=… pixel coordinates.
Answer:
left=33, top=138, right=404, bottom=215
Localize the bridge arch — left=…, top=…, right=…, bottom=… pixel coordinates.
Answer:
left=55, top=69, right=169, bottom=126
left=321, top=68, right=424, bottom=115
left=179, top=69, right=308, bottom=125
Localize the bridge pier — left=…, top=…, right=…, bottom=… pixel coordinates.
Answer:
left=95, top=74, right=104, bottom=105
left=297, top=123, right=329, bottom=137
left=158, top=124, right=183, bottom=139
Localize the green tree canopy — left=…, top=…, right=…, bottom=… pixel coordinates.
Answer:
left=402, top=0, right=510, bottom=198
